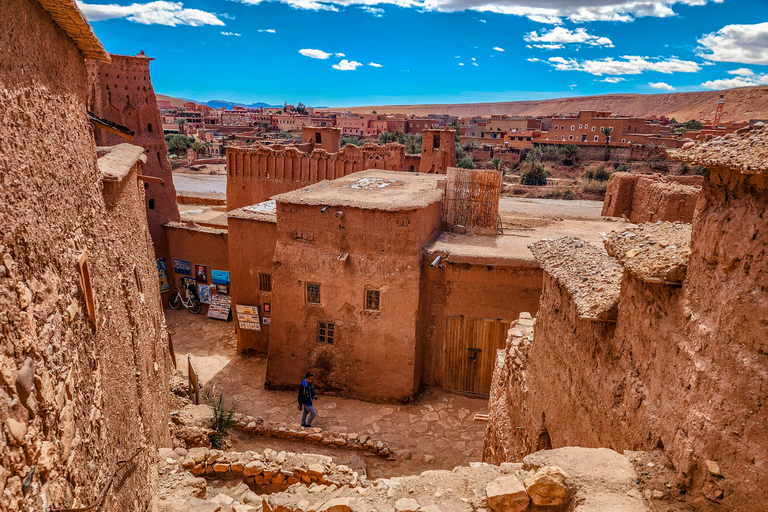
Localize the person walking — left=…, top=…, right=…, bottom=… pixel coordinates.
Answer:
left=298, top=372, right=317, bottom=428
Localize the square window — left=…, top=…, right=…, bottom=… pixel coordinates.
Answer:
left=307, top=283, right=321, bottom=304
left=318, top=321, right=335, bottom=344
left=259, top=273, right=272, bottom=292
left=366, top=289, right=380, bottom=311
left=569, top=135, right=573, bottom=140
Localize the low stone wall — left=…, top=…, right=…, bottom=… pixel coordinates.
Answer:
left=602, top=172, right=702, bottom=223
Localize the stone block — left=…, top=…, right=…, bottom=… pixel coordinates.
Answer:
left=486, top=476, right=529, bottom=512
left=244, top=461, right=265, bottom=476
left=524, top=466, right=568, bottom=506
left=317, top=497, right=352, bottom=512
left=395, top=498, right=420, bottom=512
left=213, top=463, right=230, bottom=473
left=231, top=461, right=246, bottom=473
left=189, top=447, right=210, bottom=463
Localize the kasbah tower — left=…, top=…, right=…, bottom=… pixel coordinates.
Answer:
left=86, top=52, right=181, bottom=273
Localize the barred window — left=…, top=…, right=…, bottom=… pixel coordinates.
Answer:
left=307, top=283, right=321, bottom=304
left=318, top=322, right=335, bottom=344
left=365, top=289, right=380, bottom=311
left=259, top=273, right=272, bottom=292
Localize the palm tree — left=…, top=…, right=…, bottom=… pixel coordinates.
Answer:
left=176, top=118, right=186, bottom=134
left=601, top=126, right=613, bottom=161
left=490, top=157, right=502, bottom=171
left=449, top=119, right=460, bottom=130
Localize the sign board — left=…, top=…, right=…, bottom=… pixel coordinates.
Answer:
left=211, top=270, right=230, bottom=285
left=235, top=304, right=262, bottom=331
left=207, top=294, right=232, bottom=321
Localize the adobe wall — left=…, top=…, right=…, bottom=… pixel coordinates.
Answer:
left=0, top=4, right=171, bottom=510
left=86, top=54, right=181, bottom=268
left=420, top=129, right=456, bottom=174
left=227, top=216, right=277, bottom=355
left=266, top=202, right=442, bottom=402
left=419, top=262, right=542, bottom=389
left=602, top=172, right=703, bottom=222
left=485, top=169, right=768, bottom=508
left=165, top=223, right=229, bottom=299
left=227, top=143, right=407, bottom=210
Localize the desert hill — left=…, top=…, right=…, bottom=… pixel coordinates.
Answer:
left=321, top=86, right=768, bottom=122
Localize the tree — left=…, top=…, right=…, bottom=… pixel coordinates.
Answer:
left=561, top=144, right=579, bottom=166
left=191, top=141, right=204, bottom=153
left=296, top=102, right=307, bottom=115
left=683, top=119, right=704, bottom=130
left=166, top=134, right=192, bottom=156
left=260, top=122, right=269, bottom=131
left=601, top=126, right=613, bottom=161
left=449, top=119, right=460, bottom=131
left=456, top=156, right=476, bottom=169
left=176, top=118, right=186, bottom=133
left=490, top=157, right=502, bottom=171
left=520, top=165, right=548, bottom=186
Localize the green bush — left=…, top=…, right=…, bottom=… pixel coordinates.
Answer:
left=583, top=164, right=611, bottom=182
left=580, top=179, right=608, bottom=195
left=203, top=388, right=240, bottom=449
left=676, top=162, right=691, bottom=175
left=615, top=164, right=631, bottom=173
left=542, top=186, right=576, bottom=199
left=457, top=156, right=476, bottom=169
left=520, top=165, right=548, bottom=186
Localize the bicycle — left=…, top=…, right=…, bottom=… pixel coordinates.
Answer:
left=168, top=286, right=202, bottom=314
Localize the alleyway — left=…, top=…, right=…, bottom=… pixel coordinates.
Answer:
left=166, top=308, right=491, bottom=477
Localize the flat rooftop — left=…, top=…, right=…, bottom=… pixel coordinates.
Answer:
left=272, top=169, right=445, bottom=211
left=227, top=200, right=277, bottom=223
left=425, top=217, right=621, bottom=268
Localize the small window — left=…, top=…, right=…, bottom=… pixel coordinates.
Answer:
left=584, top=124, right=588, bottom=129
left=433, top=134, right=440, bottom=149
left=148, top=198, right=155, bottom=210
left=622, top=139, right=626, bottom=143
left=315, top=132, right=322, bottom=144
left=307, top=283, right=321, bottom=304
left=317, top=321, right=335, bottom=344
left=594, top=136, right=599, bottom=141
left=571, top=125, right=575, bottom=131
left=569, top=135, right=573, bottom=140
left=147, top=123, right=153, bottom=132
left=591, top=126, right=596, bottom=131
left=365, top=289, right=380, bottom=311
left=579, top=124, right=583, bottom=129
left=259, top=273, right=272, bottom=292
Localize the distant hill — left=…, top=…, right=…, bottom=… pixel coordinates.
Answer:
left=156, top=94, right=281, bottom=110
left=317, top=86, right=768, bottom=123
left=158, top=86, right=768, bottom=122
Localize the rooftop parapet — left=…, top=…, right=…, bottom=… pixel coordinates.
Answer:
left=227, top=200, right=277, bottom=223
left=36, top=0, right=109, bottom=61
left=668, top=123, right=768, bottom=174
left=529, top=237, right=623, bottom=322
left=603, top=221, right=691, bottom=285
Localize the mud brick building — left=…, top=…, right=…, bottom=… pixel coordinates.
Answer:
left=602, top=172, right=703, bottom=223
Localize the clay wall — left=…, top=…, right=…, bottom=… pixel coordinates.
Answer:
left=86, top=54, right=181, bottom=272
left=301, top=126, right=341, bottom=154
left=226, top=143, right=406, bottom=210
left=266, top=201, right=442, bottom=402
left=420, top=129, right=456, bottom=174
left=419, top=262, right=542, bottom=388
left=227, top=217, right=277, bottom=355
left=484, top=168, right=768, bottom=508
left=165, top=223, right=229, bottom=302
left=0, top=4, right=171, bottom=510
left=602, top=172, right=703, bottom=222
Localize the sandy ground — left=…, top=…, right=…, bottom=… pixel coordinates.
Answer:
left=166, top=308, right=490, bottom=479
left=499, top=197, right=603, bottom=220
left=173, top=171, right=227, bottom=196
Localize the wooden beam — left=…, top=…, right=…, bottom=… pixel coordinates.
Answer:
left=137, top=175, right=164, bottom=184
left=580, top=316, right=617, bottom=323
left=87, top=111, right=135, bottom=141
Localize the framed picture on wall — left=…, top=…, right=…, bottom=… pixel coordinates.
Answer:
left=195, top=264, right=208, bottom=283
left=216, top=284, right=229, bottom=294
left=263, top=302, right=271, bottom=313
left=262, top=317, right=271, bottom=326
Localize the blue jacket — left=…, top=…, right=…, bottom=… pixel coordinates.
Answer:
left=298, top=379, right=316, bottom=406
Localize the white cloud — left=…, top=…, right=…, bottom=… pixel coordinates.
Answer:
left=569, top=84, right=577, bottom=89
left=335, top=52, right=346, bottom=57
left=700, top=73, right=768, bottom=90
left=697, top=22, right=768, bottom=65
left=299, top=48, right=331, bottom=59
left=472, top=62, right=479, bottom=67
left=459, top=62, right=464, bottom=66
left=258, top=28, right=276, bottom=33
left=359, top=6, right=384, bottom=16
left=332, top=59, right=363, bottom=70
left=728, top=68, right=754, bottom=76
left=649, top=81, right=675, bottom=90
left=478, top=18, right=487, bottom=22
left=471, top=57, right=476, bottom=61
left=227, top=0, right=720, bottom=25
left=525, top=27, right=613, bottom=47
left=77, top=1, right=224, bottom=26
left=547, top=55, right=701, bottom=75
left=368, top=62, right=383, bottom=67
left=530, top=43, right=564, bottom=50
left=600, top=77, right=625, bottom=83
left=221, top=31, right=241, bottom=36
left=493, top=47, right=505, bottom=52
left=527, top=57, right=540, bottom=62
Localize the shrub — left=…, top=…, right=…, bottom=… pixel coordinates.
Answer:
left=693, top=165, right=707, bottom=176
left=561, top=144, right=579, bottom=166
left=676, top=162, right=691, bottom=175
left=615, top=164, right=631, bottom=173
left=583, top=164, right=611, bottom=182
left=457, top=156, right=476, bottom=169
left=542, top=186, right=576, bottom=199
left=520, top=165, right=548, bottom=186
left=203, top=388, right=240, bottom=449
left=580, top=179, right=608, bottom=195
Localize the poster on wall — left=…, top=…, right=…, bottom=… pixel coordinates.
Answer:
left=211, top=270, right=230, bottom=285
left=235, top=304, right=261, bottom=331
left=174, top=259, right=191, bottom=275
left=198, top=284, right=212, bottom=304
left=157, top=258, right=170, bottom=293
left=262, top=317, right=271, bottom=326
left=195, top=264, right=208, bottom=283
left=216, top=285, right=229, bottom=295
left=208, top=294, right=232, bottom=321
left=263, top=302, right=271, bottom=313
left=181, top=277, right=197, bottom=298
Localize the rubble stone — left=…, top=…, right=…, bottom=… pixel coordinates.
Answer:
left=485, top=476, right=529, bottom=512
left=523, top=466, right=568, bottom=506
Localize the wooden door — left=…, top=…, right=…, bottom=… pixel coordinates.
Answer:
left=444, top=316, right=510, bottom=396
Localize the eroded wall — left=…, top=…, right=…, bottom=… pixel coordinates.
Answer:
left=266, top=202, right=442, bottom=402
left=0, top=4, right=170, bottom=510
left=602, top=172, right=702, bottom=223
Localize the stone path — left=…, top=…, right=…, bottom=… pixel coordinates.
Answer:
left=166, top=308, right=490, bottom=477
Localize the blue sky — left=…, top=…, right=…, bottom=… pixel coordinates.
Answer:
left=78, top=0, right=768, bottom=107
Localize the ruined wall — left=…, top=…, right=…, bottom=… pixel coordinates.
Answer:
left=86, top=54, right=181, bottom=270
left=420, top=129, right=456, bottom=174
left=266, top=202, right=442, bottom=402
left=227, top=216, right=277, bottom=355
left=602, top=172, right=703, bottom=223
left=0, top=4, right=170, bottom=509
left=485, top=169, right=768, bottom=508
left=419, top=262, right=542, bottom=389
left=165, top=223, right=229, bottom=300
left=227, top=143, right=407, bottom=211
